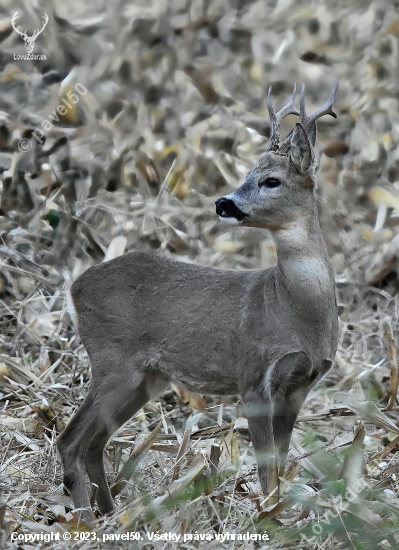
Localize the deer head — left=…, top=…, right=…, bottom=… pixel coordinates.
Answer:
left=216, top=83, right=338, bottom=230
left=12, top=11, right=49, bottom=54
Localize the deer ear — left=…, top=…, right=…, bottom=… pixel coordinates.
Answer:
left=289, top=123, right=315, bottom=176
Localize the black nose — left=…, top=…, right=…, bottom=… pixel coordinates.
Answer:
left=215, top=198, right=232, bottom=217
left=215, top=198, right=248, bottom=221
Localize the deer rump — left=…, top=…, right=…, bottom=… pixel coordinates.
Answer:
left=69, top=251, right=318, bottom=396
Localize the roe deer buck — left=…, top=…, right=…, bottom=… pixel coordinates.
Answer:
left=58, top=83, right=339, bottom=523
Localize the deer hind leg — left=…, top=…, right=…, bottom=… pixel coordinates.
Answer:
left=83, top=386, right=149, bottom=516
left=57, top=352, right=162, bottom=522
left=84, top=372, right=169, bottom=516
left=56, top=389, right=98, bottom=524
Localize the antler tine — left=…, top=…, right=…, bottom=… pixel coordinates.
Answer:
left=301, top=83, right=338, bottom=130
left=11, top=11, right=24, bottom=36
left=11, top=10, right=19, bottom=26
left=33, top=13, right=49, bottom=38
left=276, top=84, right=299, bottom=121
left=300, top=83, right=306, bottom=125
left=267, top=86, right=275, bottom=125
left=41, top=13, right=49, bottom=30
left=268, top=84, right=300, bottom=152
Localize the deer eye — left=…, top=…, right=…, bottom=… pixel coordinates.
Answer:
left=259, top=176, right=281, bottom=188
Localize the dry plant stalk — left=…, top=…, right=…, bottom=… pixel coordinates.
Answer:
left=370, top=435, right=399, bottom=468
left=385, top=323, right=399, bottom=410
left=171, top=426, right=192, bottom=482
left=340, top=422, right=366, bottom=481
left=111, top=423, right=162, bottom=497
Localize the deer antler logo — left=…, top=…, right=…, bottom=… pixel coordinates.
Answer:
left=11, top=11, right=49, bottom=54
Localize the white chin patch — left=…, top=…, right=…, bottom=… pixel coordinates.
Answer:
left=218, top=216, right=240, bottom=225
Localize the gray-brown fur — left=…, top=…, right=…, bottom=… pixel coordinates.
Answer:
left=57, top=85, right=339, bottom=523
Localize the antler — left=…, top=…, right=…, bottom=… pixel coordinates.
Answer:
left=299, top=83, right=338, bottom=145
left=11, top=11, right=27, bottom=38
left=277, top=82, right=338, bottom=153
left=11, top=11, right=49, bottom=41
left=34, top=13, right=49, bottom=38
left=267, top=84, right=300, bottom=152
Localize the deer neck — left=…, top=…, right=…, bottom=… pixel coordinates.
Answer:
left=270, top=201, right=335, bottom=318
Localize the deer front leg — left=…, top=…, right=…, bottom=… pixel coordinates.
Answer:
left=273, top=388, right=307, bottom=479
left=242, top=387, right=277, bottom=500
left=270, top=354, right=328, bottom=484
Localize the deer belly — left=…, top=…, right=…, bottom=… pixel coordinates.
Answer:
left=172, top=372, right=239, bottom=396
left=152, top=346, right=240, bottom=396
